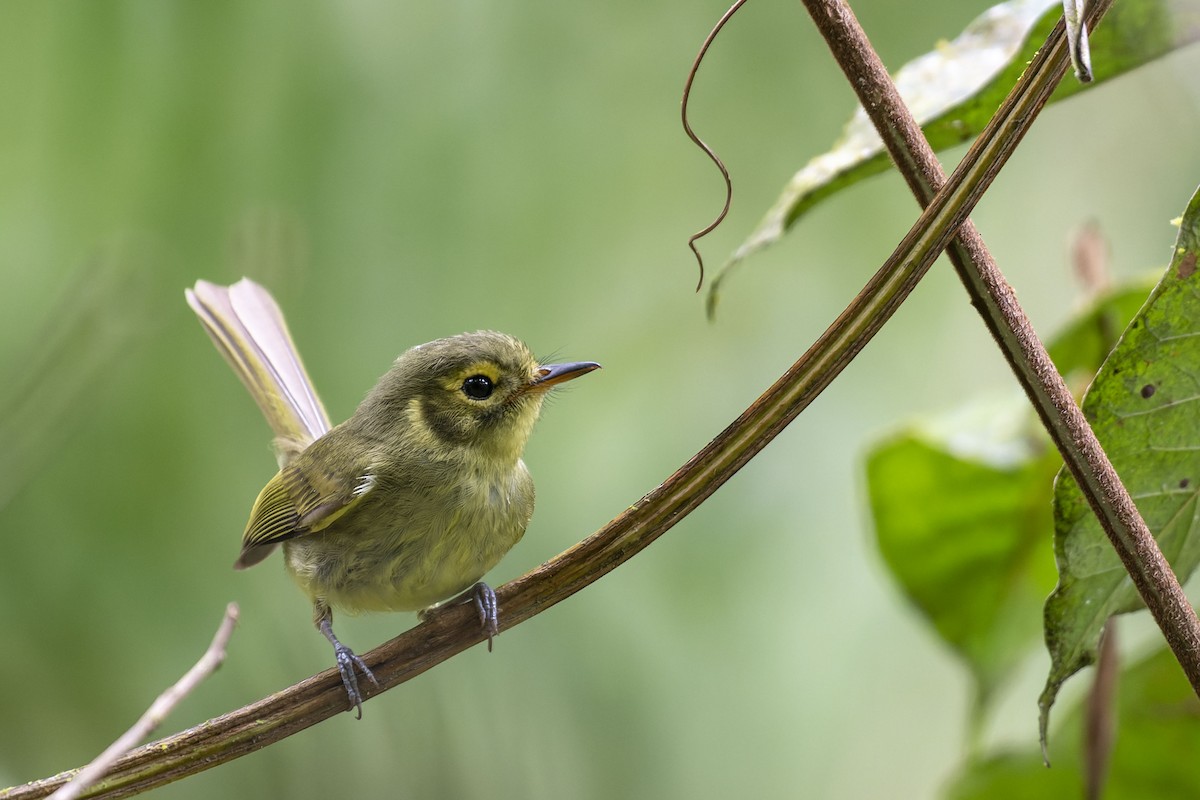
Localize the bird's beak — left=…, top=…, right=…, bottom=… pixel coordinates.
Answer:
left=528, top=361, right=601, bottom=391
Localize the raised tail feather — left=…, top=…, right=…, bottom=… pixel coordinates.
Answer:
left=186, top=278, right=331, bottom=464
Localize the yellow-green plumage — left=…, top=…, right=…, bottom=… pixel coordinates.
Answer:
left=239, top=331, right=550, bottom=613
left=187, top=280, right=598, bottom=717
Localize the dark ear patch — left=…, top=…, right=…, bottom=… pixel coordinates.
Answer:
left=420, top=396, right=474, bottom=445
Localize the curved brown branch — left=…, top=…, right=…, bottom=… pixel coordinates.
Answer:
left=1, top=7, right=1104, bottom=800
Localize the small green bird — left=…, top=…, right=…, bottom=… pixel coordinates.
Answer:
left=187, top=279, right=598, bottom=716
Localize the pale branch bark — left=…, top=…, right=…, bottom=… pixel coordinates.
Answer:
left=799, top=0, right=1200, bottom=696
left=0, top=6, right=1141, bottom=800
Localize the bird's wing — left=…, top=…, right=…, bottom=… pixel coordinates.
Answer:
left=235, top=456, right=377, bottom=569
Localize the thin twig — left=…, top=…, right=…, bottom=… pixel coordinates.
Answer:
left=1084, top=621, right=1118, bottom=800
left=0, top=8, right=1114, bottom=799
left=682, top=0, right=749, bottom=290
left=796, top=0, right=1200, bottom=736
left=47, top=604, right=239, bottom=800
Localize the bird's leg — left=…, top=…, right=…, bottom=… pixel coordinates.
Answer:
left=419, top=582, right=500, bottom=651
left=314, top=602, right=378, bottom=719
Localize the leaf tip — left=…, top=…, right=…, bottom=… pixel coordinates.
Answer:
left=1037, top=690, right=1054, bottom=767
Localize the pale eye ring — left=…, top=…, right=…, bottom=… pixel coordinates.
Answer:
left=461, top=374, right=495, bottom=400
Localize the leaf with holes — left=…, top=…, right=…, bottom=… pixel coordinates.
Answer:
left=1039, top=184, right=1200, bottom=747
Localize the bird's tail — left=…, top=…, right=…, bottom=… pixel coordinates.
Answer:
left=186, top=278, right=331, bottom=467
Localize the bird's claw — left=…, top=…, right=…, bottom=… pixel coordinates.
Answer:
left=333, top=642, right=378, bottom=719
left=470, top=582, right=499, bottom=651
left=420, top=582, right=500, bottom=651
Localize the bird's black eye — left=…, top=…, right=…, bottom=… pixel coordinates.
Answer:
left=461, top=374, right=495, bottom=400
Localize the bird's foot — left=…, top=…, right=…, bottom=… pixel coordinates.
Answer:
left=332, top=641, right=378, bottom=720
left=419, top=581, right=500, bottom=651
left=469, top=581, right=499, bottom=651
left=318, top=614, right=378, bottom=719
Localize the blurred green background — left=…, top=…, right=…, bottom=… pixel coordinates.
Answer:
left=1, top=2, right=1198, bottom=798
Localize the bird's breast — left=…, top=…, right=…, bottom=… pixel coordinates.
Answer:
left=283, top=461, right=535, bottom=614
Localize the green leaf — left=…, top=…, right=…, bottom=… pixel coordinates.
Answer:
left=1040, top=185, right=1200, bottom=746
left=710, top=0, right=1197, bottom=308
left=867, top=409, right=1061, bottom=711
left=945, top=751, right=1079, bottom=799
left=865, top=280, right=1154, bottom=716
left=947, top=646, right=1200, bottom=799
